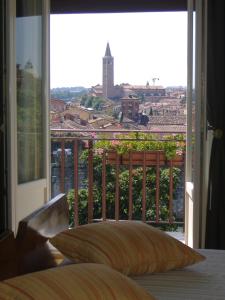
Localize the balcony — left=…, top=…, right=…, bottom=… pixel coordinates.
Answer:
left=51, top=129, right=185, bottom=233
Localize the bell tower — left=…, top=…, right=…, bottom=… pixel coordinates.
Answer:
left=102, top=43, right=114, bottom=98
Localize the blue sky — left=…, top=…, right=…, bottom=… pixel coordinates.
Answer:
left=50, top=12, right=187, bottom=88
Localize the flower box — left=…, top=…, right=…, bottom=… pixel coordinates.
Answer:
left=105, top=150, right=184, bottom=167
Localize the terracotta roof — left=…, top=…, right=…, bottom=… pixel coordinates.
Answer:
left=148, top=124, right=186, bottom=133
left=122, top=84, right=164, bottom=90
left=149, top=115, right=186, bottom=125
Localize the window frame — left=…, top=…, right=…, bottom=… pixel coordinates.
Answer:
left=50, top=0, right=187, bottom=14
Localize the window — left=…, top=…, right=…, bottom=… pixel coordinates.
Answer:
left=50, top=9, right=188, bottom=233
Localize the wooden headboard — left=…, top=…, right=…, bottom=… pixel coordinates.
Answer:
left=15, top=193, right=69, bottom=277
left=0, top=193, right=69, bottom=280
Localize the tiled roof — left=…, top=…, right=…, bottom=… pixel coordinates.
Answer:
left=51, top=120, right=92, bottom=131
left=148, top=124, right=186, bottom=133
left=122, top=84, right=164, bottom=90
left=149, top=115, right=186, bottom=125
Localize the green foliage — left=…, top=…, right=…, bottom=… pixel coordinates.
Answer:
left=17, top=68, right=44, bottom=183
left=51, top=87, right=87, bottom=101
left=17, top=71, right=42, bottom=132
left=80, top=94, right=105, bottom=111
left=94, top=132, right=185, bottom=160
left=68, top=189, right=88, bottom=226
left=67, top=133, right=185, bottom=230
left=112, top=110, right=119, bottom=119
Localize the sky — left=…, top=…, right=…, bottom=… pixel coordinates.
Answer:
left=50, top=12, right=187, bottom=89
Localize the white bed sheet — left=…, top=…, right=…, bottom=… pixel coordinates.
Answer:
left=131, top=249, right=225, bottom=300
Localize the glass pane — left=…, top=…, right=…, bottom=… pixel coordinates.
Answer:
left=16, top=0, right=45, bottom=184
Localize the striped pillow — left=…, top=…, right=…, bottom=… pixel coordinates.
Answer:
left=50, top=221, right=205, bottom=275
left=0, top=263, right=155, bottom=300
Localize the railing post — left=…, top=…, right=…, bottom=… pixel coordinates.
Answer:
left=183, top=152, right=186, bottom=232
left=128, top=151, right=133, bottom=220
left=156, top=152, right=160, bottom=223
left=102, top=150, right=106, bottom=221
left=142, top=152, right=147, bottom=222
left=88, top=140, right=93, bottom=223
left=60, top=140, right=65, bottom=193
left=115, top=152, right=120, bottom=221
left=169, top=160, right=174, bottom=223
left=73, top=140, right=79, bottom=227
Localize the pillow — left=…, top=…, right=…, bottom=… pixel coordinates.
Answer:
left=50, top=221, right=205, bottom=275
left=0, top=263, right=155, bottom=300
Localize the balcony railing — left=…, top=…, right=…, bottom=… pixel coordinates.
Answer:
left=51, top=129, right=185, bottom=230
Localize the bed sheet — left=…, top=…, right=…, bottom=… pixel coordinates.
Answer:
left=131, top=249, right=225, bottom=300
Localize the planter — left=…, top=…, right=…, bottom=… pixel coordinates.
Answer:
left=105, top=150, right=184, bottom=167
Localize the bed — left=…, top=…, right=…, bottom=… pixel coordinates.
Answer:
left=15, top=193, right=69, bottom=276
left=132, top=249, right=225, bottom=299
left=2, top=193, right=225, bottom=300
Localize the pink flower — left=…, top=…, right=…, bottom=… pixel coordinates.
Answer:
left=176, top=149, right=183, bottom=156
left=91, top=132, right=97, bottom=138
left=95, top=148, right=104, bottom=155
left=111, top=140, right=120, bottom=147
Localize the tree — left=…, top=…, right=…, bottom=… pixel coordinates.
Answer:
left=17, top=67, right=43, bottom=183
left=80, top=94, right=88, bottom=106
left=149, top=107, right=153, bottom=116
left=80, top=95, right=105, bottom=110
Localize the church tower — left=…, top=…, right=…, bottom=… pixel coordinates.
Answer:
left=102, top=43, right=114, bottom=98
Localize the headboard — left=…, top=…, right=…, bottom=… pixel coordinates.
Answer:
left=15, top=193, right=69, bottom=276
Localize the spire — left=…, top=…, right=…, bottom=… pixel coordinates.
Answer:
left=105, top=42, right=112, bottom=56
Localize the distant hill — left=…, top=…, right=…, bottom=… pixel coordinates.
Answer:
left=51, top=86, right=89, bottom=101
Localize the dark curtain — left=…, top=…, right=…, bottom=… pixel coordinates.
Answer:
left=0, top=0, right=7, bottom=235
left=205, top=0, right=225, bottom=249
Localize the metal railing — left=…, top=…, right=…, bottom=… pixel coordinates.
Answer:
left=51, top=129, right=185, bottom=229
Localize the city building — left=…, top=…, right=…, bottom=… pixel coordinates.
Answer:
left=121, top=96, right=140, bottom=120
left=50, top=98, right=66, bottom=112
left=92, top=43, right=166, bottom=100
left=102, top=42, right=114, bottom=98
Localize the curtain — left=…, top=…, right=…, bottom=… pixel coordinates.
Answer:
left=0, top=0, right=7, bottom=234
left=205, top=0, right=225, bottom=249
